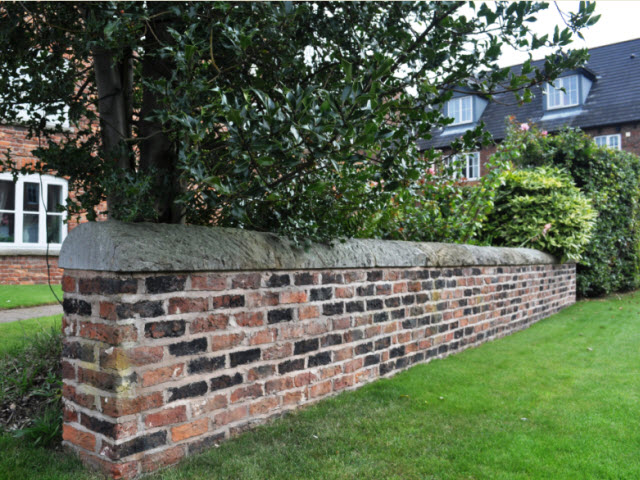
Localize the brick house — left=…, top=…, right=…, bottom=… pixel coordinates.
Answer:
left=418, top=38, right=640, bottom=179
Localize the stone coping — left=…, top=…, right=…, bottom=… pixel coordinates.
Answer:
left=0, top=247, right=61, bottom=256
left=59, top=221, right=558, bottom=273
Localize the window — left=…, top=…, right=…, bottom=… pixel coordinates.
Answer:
left=447, top=152, right=480, bottom=180
left=0, top=173, right=67, bottom=249
left=447, top=96, right=473, bottom=125
left=546, top=75, right=579, bottom=109
left=594, top=134, right=621, bottom=150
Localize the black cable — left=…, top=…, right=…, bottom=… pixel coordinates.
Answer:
left=38, top=172, right=63, bottom=307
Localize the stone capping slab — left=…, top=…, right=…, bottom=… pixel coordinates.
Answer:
left=59, top=221, right=558, bottom=273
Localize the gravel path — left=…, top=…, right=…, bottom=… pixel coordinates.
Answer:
left=0, top=304, right=63, bottom=324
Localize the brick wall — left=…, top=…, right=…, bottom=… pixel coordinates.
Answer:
left=59, top=224, right=576, bottom=479
left=0, top=255, right=62, bottom=285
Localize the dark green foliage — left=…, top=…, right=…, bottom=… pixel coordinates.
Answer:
left=0, top=2, right=598, bottom=242
left=496, top=125, right=640, bottom=297
left=482, top=166, right=596, bottom=262
left=0, top=324, right=63, bottom=447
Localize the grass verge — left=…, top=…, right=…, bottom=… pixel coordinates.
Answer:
left=0, top=284, right=63, bottom=310
left=0, top=315, right=62, bottom=356
left=1, top=294, right=639, bottom=479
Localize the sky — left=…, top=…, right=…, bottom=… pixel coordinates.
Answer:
left=497, top=1, right=640, bottom=67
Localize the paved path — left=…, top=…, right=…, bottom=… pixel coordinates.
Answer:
left=0, top=304, right=63, bottom=324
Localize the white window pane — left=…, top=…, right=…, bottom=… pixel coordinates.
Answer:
left=23, top=213, right=39, bottom=243
left=595, top=137, right=606, bottom=147
left=609, top=135, right=620, bottom=149
left=0, top=213, right=15, bottom=242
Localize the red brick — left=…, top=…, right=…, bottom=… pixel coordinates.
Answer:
left=305, top=320, right=330, bottom=336
left=334, top=347, right=354, bottom=362
left=294, top=372, right=315, bottom=387
left=100, top=346, right=164, bottom=370
left=265, top=377, right=294, bottom=394
left=63, top=424, right=96, bottom=452
left=308, top=380, right=332, bottom=398
left=250, top=397, right=279, bottom=416
left=246, top=291, right=279, bottom=307
left=101, top=392, right=164, bottom=417
left=78, top=322, right=137, bottom=345
left=211, top=333, right=244, bottom=351
left=249, top=329, right=276, bottom=345
left=280, top=291, right=307, bottom=304
left=282, top=390, right=304, bottom=405
left=141, top=446, right=185, bottom=473
left=334, top=374, right=355, bottom=391
left=335, top=287, right=354, bottom=298
left=142, top=363, right=185, bottom=387
left=213, top=405, right=248, bottom=427
left=77, top=452, right=138, bottom=480
left=332, top=316, right=351, bottom=330
left=298, top=305, right=319, bottom=320
left=99, top=302, right=117, bottom=321
left=63, top=406, right=78, bottom=423
left=262, top=343, right=293, bottom=360
left=234, top=311, right=264, bottom=327
left=343, top=358, right=364, bottom=374
left=191, top=314, right=229, bottom=333
left=393, top=282, right=408, bottom=293
left=231, top=273, right=261, bottom=289
left=169, top=297, right=208, bottom=314
left=191, top=395, right=228, bottom=416
left=145, top=406, right=187, bottom=428
left=62, top=275, right=76, bottom=293
left=247, top=365, right=276, bottom=381
left=61, top=361, right=76, bottom=380
left=62, top=315, right=76, bottom=335
left=190, top=274, right=227, bottom=291
left=230, top=383, right=264, bottom=403
left=62, top=384, right=96, bottom=410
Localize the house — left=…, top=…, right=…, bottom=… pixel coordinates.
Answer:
left=418, top=38, right=640, bottom=179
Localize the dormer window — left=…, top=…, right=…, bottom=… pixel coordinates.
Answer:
left=546, top=75, right=579, bottom=109
left=448, top=96, right=473, bottom=125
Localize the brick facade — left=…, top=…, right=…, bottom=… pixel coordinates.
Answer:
left=61, top=261, right=575, bottom=478
left=0, top=255, right=62, bottom=285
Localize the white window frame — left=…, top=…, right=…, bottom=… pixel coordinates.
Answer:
left=447, top=152, right=480, bottom=180
left=594, top=134, right=621, bottom=150
left=546, top=75, right=580, bottom=110
left=0, top=172, right=68, bottom=252
left=447, top=96, right=473, bottom=125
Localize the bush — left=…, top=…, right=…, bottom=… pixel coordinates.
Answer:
left=494, top=124, right=640, bottom=297
left=481, top=166, right=596, bottom=262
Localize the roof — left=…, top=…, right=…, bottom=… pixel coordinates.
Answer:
left=418, top=38, right=640, bottom=150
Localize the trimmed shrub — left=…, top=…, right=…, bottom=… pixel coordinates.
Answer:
left=482, top=166, right=596, bottom=262
left=494, top=124, right=640, bottom=297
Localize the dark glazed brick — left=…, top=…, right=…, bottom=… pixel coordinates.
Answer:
left=446, top=280, right=457, bottom=288
left=427, top=348, right=438, bottom=358
left=436, top=302, right=448, bottom=311
left=346, top=301, right=364, bottom=313
left=294, top=273, right=315, bottom=286
left=366, top=299, right=383, bottom=311
left=472, top=268, right=482, bottom=275
left=278, top=358, right=304, bottom=374
left=402, top=295, right=416, bottom=305
left=454, top=329, right=463, bottom=339
left=169, top=338, right=207, bottom=356
left=267, top=274, right=290, bottom=287
left=210, top=373, right=243, bottom=391
left=189, top=433, right=225, bottom=455
left=390, top=346, right=405, bottom=358
left=230, top=349, right=261, bottom=367
left=344, top=329, right=364, bottom=342
left=323, top=302, right=344, bottom=316
left=385, top=297, right=401, bottom=308
left=145, top=320, right=186, bottom=339
left=465, top=327, right=474, bottom=336
left=62, top=341, right=95, bottom=362
left=79, top=277, right=138, bottom=295
left=355, top=342, right=373, bottom=355
left=380, top=362, right=395, bottom=375
left=430, top=271, right=441, bottom=279
left=396, top=357, right=409, bottom=369
left=416, top=293, right=430, bottom=304
left=356, top=285, right=374, bottom=296
left=364, top=354, right=380, bottom=366
left=308, top=351, right=332, bottom=367
left=145, top=275, right=186, bottom=294
left=374, top=337, right=391, bottom=350
left=391, top=309, right=405, bottom=320
left=367, top=271, right=383, bottom=282
left=80, top=415, right=118, bottom=439
left=321, top=334, right=343, bottom=347
left=322, top=273, right=343, bottom=285
left=434, top=279, right=446, bottom=289
left=402, top=319, right=417, bottom=329
left=63, top=298, right=91, bottom=316
left=168, top=381, right=208, bottom=402
left=117, top=301, right=164, bottom=319
left=294, top=339, right=319, bottom=355
left=268, top=308, right=293, bottom=324
left=188, top=355, right=226, bottom=374
left=109, top=432, right=167, bottom=459
left=373, top=312, right=389, bottom=323
left=438, top=344, right=449, bottom=354
left=421, top=281, right=433, bottom=291
left=310, top=288, right=333, bottom=301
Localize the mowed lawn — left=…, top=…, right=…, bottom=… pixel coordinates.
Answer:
left=0, top=284, right=62, bottom=310
left=1, top=293, right=639, bottom=480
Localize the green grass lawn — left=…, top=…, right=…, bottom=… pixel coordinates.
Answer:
left=0, top=284, right=63, bottom=310
left=0, top=315, right=62, bottom=356
left=1, top=293, right=640, bottom=479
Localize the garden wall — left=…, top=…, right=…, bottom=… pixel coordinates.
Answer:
left=59, top=222, right=576, bottom=479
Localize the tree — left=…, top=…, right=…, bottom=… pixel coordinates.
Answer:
left=0, top=1, right=598, bottom=243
